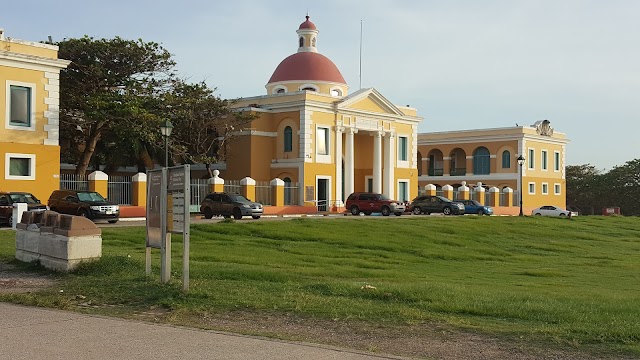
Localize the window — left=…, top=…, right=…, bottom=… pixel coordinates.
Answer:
left=554, top=151, right=560, bottom=171
left=312, top=37, right=316, bottom=47
left=528, top=182, right=535, bottom=194
left=501, top=150, right=511, bottom=169
left=284, top=177, right=293, bottom=205
left=299, top=37, right=304, bottom=47
left=302, top=87, right=315, bottom=91
left=330, top=88, right=342, bottom=97
left=398, top=136, right=408, bottom=161
left=554, top=184, right=561, bottom=195
left=542, top=183, right=549, bottom=195
left=7, top=82, right=35, bottom=130
left=473, top=147, right=490, bottom=175
left=5, top=153, right=36, bottom=180
left=276, top=88, right=285, bottom=94
left=398, top=181, right=409, bottom=202
left=317, top=127, right=329, bottom=155
left=542, top=150, right=548, bottom=170
left=528, top=148, right=535, bottom=169
left=284, top=126, right=292, bottom=152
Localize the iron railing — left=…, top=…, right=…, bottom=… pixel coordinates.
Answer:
left=107, top=175, right=132, bottom=205
left=60, top=174, right=88, bottom=191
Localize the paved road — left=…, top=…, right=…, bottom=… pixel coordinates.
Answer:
left=0, top=303, right=403, bottom=360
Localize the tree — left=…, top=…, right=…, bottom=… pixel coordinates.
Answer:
left=58, top=36, right=175, bottom=175
left=161, top=80, right=256, bottom=178
left=601, top=159, right=640, bottom=216
left=565, top=164, right=604, bottom=215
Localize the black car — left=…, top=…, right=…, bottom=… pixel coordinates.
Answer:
left=409, top=195, right=465, bottom=215
left=0, top=192, right=48, bottom=226
left=48, top=190, right=119, bottom=223
left=200, top=193, right=263, bottom=220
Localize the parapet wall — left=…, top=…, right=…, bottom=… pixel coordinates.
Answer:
left=15, top=211, right=103, bottom=272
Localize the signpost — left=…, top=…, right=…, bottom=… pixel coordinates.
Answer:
left=145, top=165, right=191, bottom=291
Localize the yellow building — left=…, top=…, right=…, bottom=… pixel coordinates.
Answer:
left=417, top=120, right=569, bottom=213
left=0, top=29, right=70, bottom=201
left=222, top=16, right=423, bottom=209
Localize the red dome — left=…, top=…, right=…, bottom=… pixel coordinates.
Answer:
left=299, top=16, right=316, bottom=30
left=268, top=52, right=346, bottom=84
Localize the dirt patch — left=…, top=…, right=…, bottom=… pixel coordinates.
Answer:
left=0, top=262, right=57, bottom=294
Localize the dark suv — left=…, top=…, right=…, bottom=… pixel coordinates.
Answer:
left=48, top=190, right=119, bottom=223
left=0, top=192, right=48, bottom=226
left=409, top=195, right=465, bottom=215
left=200, top=193, right=263, bottom=220
left=345, top=192, right=405, bottom=216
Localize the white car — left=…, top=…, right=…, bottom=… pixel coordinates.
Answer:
left=531, top=205, right=577, bottom=217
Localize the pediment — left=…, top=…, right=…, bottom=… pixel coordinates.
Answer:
left=336, top=88, right=405, bottom=116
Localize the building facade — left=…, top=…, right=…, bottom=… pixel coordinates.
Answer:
left=0, top=29, right=70, bottom=201
left=417, top=120, right=568, bottom=212
left=221, top=17, right=423, bottom=209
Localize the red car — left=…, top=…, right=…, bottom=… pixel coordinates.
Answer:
left=345, top=192, right=406, bottom=216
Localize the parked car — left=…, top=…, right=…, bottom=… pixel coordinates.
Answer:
left=459, top=199, right=494, bottom=215
left=531, top=205, right=577, bottom=217
left=345, top=192, right=405, bottom=216
left=200, top=193, right=263, bottom=220
left=408, top=195, right=465, bottom=215
left=48, top=190, right=119, bottom=223
left=0, top=192, right=48, bottom=226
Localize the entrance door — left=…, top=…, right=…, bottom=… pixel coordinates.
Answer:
left=317, top=178, right=328, bottom=211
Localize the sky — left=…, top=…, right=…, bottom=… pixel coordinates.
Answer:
left=2, top=0, right=638, bottom=171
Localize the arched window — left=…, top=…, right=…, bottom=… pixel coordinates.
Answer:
left=284, top=126, right=293, bottom=152
left=276, top=88, right=285, bottom=94
left=301, top=87, right=315, bottom=91
left=284, top=177, right=292, bottom=205
left=330, top=88, right=342, bottom=97
left=311, top=37, right=316, bottom=47
left=473, top=147, right=490, bottom=175
left=299, top=37, right=304, bottom=48
left=502, top=150, right=511, bottom=168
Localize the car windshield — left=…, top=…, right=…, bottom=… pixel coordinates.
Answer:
left=228, top=195, right=251, bottom=203
left=77, top=192, right=107, bottom=202
left=470, top=200, right=481, bottom=206
left=378, top=194, right=391, bottom=201
left=437, top=196, right=452, bottom=203
left=9, top=193, right=40, bottom=204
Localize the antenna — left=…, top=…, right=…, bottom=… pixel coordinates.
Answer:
left=359, top=20, right=363, bottom=90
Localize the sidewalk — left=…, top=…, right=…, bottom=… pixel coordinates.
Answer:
left=0, top=303, right=403, bottom=360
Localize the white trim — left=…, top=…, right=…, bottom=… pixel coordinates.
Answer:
left=527, top=148, right=535, bottom=170
left=554, top=151, right=561, bottom=172
left=315, top=125, right=331, bottom=163
left=365, top=175, right=373, bottom=192
left=542, top=182, right=549, bottom=195
left=418, top=173, right=520, bottom=182
left=528, top=182, right=536, bottom=195
left=5, top=80, right=36, bottom=131
left=5, top=153, right=36, bottom=180
left=329, top=86, right=343, bottom=97
left=396, top=179, right=410, bottom=202
left=299, top=84, right=319, bottom=92
left=272, top=85, right=287, bottom=94
left=541, top=149, right=548, bottom=171
left=314, top=175, right=332, bottom=209
left=397, top=135, right=409, bottom=168
left=554, top=183, right=561, bottom=195
left=236, top=130, right=277, bottom=137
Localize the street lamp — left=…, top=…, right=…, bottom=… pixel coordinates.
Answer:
left=160, top=119, right=173, bottom=167
left=517, top=155, right=525, bottom=216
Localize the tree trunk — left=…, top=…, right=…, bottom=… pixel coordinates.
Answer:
left=137, top=145, right=155, bottom=172
left=206, top=163, right=213, bottom=178
left=76, top=130, right=101, bottom=175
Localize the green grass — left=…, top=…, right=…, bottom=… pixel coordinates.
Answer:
left=1, top=216, right=639, bottom=355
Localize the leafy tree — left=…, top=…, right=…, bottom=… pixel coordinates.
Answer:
left=601, top=159, right=640, bottom=216
left=58, top=36, right=175, bottom=175
left=161, top=80, right=256, bottom=178
left=565, top=164, right=604, bottom=215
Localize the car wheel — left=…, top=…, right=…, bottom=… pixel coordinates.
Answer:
left=394, top=212, right=402, bottom=216
left=443, top=207, right=452, bottom=215
left=78, top=209, right=90, bottom=218
left=381, top=206, right=391, bottom=216
left=535, top=213, right=542, bottom=216
left=233, top=208, right=242, bottom=220
left=203, top=208, right=214, bottom=219
left=477, top=209, right=484, bottom=216
left=108, top=220, right=118, bottom=224
left=223, top=214, right=231, bottom=219
left=350, top=206, right=360, bottom=216
left=363, top=211, right=372, bottom=216
left=559, top=213, right=566, bottom=217
left=252, top=215, right=261, bottom=219
left=8, top=214, right=13, bottom=226
left=412, top=207, right=422, bottom=215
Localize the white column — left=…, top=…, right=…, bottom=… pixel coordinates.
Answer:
left=383, top=132, right=395, bottom=199
left=335, top=126, right=344, bottom=205
left=345, top=127, right=357, bottom=197
left=373, top=131, right=382, bottom=194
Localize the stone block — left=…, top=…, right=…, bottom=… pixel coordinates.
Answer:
left=53, top=215, right=101, bottom=237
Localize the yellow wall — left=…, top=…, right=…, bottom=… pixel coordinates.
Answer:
left=0, top=142, right=60, bottom=202
left=0, top=40, right=59, bottom=59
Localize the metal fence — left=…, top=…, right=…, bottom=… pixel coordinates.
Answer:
left=60, top=174, right=88, bottom=191
left=284, top=182, right=299, bottom=205
left=255, top=181, right=272, bottom=205
left=223, top=180, right=241, bottom=194
left=107, top=175, right=132, bottom=205
left=190, top=178, right=209, bottom=212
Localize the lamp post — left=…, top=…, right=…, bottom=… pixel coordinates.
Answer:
left=517, top=155, right=525, bottom=216
left=160, top=119, right=173, bottom=167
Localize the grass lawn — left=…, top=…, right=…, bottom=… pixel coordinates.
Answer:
left=1, top=215, right=639, bottom=356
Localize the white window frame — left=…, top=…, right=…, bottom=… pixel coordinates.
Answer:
left=397, top=179, right=410, bottom=202
left=528, top=148, right=535, bottom=170
left=554, top=183, right=561, bottom=195
left=315, top=125, right=331, bottom=163
left=5, top=153, right=36, bottom=180
left=528, top=182, right=535, bottom=195
left=329, top=86, right=343, bottom=97
left=541, top=150, right=548, bottom=171
left=6, top=80, right=36, bottom=131
left=364, top=176, right=373, bottom=192
left=299, top=84, right=319, bottom=92
left=397, top=135, right=409, bottom=168
left=542, top=182, right=549, bottom=195
left=554, top=151, right=561, bottom=172
left=272, top=85, right=287, bottom=94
